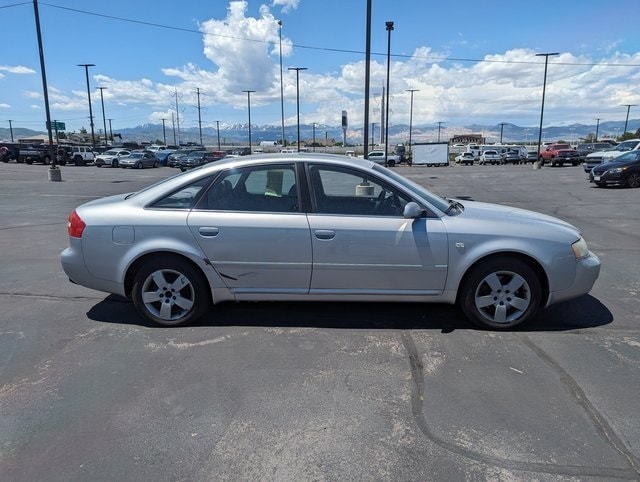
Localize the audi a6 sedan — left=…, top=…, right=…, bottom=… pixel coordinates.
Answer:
left=61, top=154, right=600, bottom=330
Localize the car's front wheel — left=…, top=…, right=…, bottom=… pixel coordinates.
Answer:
left=131, top=257, right=210, bottom=327
left=625, top=172, right=640, bottom=188
left=459, top=256, right=542, bottom=330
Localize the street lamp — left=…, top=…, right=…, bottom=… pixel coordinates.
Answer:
left=278, top=20, right=285, bottom=147
left=406, top=89, right=418, bottom=158
left=622, top=104, right=637, bottom=135
left=312, top=122, right=317, bottom=152
left=535, top=52, right=559, bottom=161
left=98, top=87, right=108, bottom=146
left=499, top=122, right=507, bottom=144
left=77, top=63, right=96, bottom=148
left=242, top=90, right=255, bottom=153
left=288, top=67, right=307, bottom=152
left=437, top=121, right=445, bottom=143
left=594, top=117, right=601, bottom=141
left=384, top=21, right=394, bottom=166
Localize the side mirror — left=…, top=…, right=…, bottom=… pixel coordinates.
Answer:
left=403, top=201, right=424, bottom=219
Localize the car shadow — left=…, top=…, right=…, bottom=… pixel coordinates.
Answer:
left=86, top=294, right=613, bottom=332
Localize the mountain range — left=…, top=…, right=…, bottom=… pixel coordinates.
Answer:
left=2, top=119, right=638, bottom=146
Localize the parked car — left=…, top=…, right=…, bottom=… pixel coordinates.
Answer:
left=179, top=151, right=226, bottom=171
left=167, top=148, right=205, bottom=167
left=454, top=152, right=476, bottom=165
left=119, top=151, right=159, bottom=169
left=367, top=150, right=400, bottom=166
left=583, top=139, right=640, bottom=173
left=154, top=149, right=175, bottom=166
left=0, top=143, right=21, bottom=163
left=501, top=149, right=525, bottom=164
left=68, top=145, right=96, bottom=166
left=589, top=150, right=640, bottom=188
left=61, top=153, right=600, bottom=330
left=526, top=150, right=539, bottom=163
left=576, top=142, right=614, bottom=162
left=94, top=149, right=131, bottom=168
left=479, top=150, right=502, bottom=165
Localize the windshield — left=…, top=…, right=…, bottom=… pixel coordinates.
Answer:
left=373, top=164, right=450, bottom=213
left=614, top=140, right=640, bottom=152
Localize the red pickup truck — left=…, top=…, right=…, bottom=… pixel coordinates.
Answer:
left=539, top=144, right=580, bottom=167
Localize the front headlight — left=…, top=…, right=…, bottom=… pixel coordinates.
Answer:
left=606, top=167, right=624, bottom=174
left=571, top=237, right=590, bottom=259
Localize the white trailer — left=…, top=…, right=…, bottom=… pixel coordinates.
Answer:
left=411, top=142, right=449, bottom=166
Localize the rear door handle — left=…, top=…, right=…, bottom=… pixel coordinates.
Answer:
left=198, top=227, right=220, bottom=237
left=314, top=229, right=335, bottom=240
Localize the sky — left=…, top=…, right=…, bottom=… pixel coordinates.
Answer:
left=1, top=0, right=640, bottom=137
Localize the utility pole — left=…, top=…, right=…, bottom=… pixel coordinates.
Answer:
left=161, top=118, right=167, bottom=146
left=108, top=118, right=113, bottom=143
left=363, top=0, right=372, bottom=159
left=98, top=87, right=108, bottom=146
left=8, top=120, right=14, bottom=142
left=535, top=52, right=559, bottom=160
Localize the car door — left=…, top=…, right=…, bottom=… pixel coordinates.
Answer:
left=306, top=163, right=448, bottom=296
left=187, top=163, right=312, bottom=296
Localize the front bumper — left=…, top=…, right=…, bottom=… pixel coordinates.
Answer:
left=546, top=252, right=601, bottom=306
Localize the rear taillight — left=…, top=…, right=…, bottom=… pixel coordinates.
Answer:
left=68, top=210, right=86, bottom=238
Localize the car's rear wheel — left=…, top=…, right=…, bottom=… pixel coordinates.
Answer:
left=153, top=160, right=159, bottom=168
left=460, top=257, right=541, bottom=330
left=136, top=162, right=143, bottom=169
left=111, top=160, right=118, bottom=168
left=131, top=257, right=210, bottom=327
left=625, top=172, right=640, bottom=188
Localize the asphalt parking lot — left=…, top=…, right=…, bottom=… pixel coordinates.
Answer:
left=1, top=161, right=639, bottom=481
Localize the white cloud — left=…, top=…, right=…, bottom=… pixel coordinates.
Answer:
left=0, top=65, right=36, bottom=75
left=271, top=0, right=300, bottom=13
left=0, top=103, right=10, bottom=109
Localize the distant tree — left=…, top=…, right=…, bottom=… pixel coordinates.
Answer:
left=58, top=132, right=67, bottom=139
left=584, top=133, right=597, bottom=142
left=80, top=126, right=87, bottom=134
left=618, top=129, right=640, bottom=141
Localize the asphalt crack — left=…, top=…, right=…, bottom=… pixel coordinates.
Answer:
left=400, top=330, right=639, bottom=479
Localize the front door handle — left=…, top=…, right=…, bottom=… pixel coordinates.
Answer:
left=314, top=229, right=335, bottom=240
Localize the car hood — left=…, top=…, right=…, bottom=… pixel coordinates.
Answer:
left=595, top=159, right=634, bottom=169
left=455, top=200, right=579, bottom=234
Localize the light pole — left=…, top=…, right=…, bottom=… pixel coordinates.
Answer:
left=215, top=120, right=221, bottom=150
left=8, top=120, right=14, bottom=142
left=312, top=122, right=317, bottom=152
left=288, top=67, right=307, bottom=152
left=499, top=122, right=507, bottom=144
left=161, top=118, right=167, bottom=146
left=371, top=122, right=377, bottom=151
left=622, top=104, right=637, bottom=135
left=108, top=118, right=113, bottom=143
left=594, top=117, right=601, bottom=141
left=278, top=20, right=285, bottom=147
left=535, top=52, right=559, bottom=161
left=242, top=90, right=255, bottom=153
left=98, top=87, right=108, bottom=146
left=437, top=121, right=445, bottom=142
left=384, top=21, right=394, bottom=166
left=363, top=0, right=372, bottom=159
left=77, top=63, right=96, bottom=148
left=406, top=89, right=418, bottom=159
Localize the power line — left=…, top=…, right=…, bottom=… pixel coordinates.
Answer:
left=37, top=2, right=640, bottom=68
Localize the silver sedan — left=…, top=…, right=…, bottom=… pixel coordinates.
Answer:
left=61, top=154, right=600, bottom=330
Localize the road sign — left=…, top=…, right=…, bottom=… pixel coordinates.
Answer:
left=47, top=121, right=66, bottom=130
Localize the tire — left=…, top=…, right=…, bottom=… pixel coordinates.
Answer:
left=153, top=161, right=159, bottom=168
left=74, top=156, right=83, bottom=166
left=136, top=162, right=143, bottom=169
left=387, top=160, right=396, bottom=167
left=26, top=159, right=33, bottom=165
left=459, top=256, right=542, bottom=330
left=111, top=160, right=118, bottom=168
left=131, top=257, right=210, bottom=327
left=626, top=172, right=640, bottom=188
left=43, top=156, right=51, bottom=165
